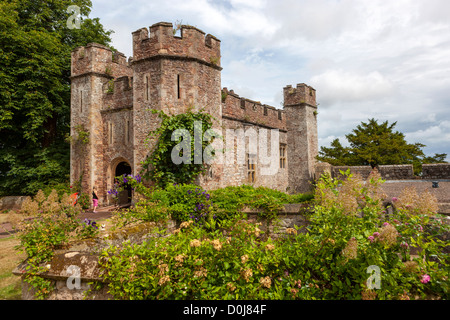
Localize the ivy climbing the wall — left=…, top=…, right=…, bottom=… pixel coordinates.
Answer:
left=140, top=108, right=219, bottom=188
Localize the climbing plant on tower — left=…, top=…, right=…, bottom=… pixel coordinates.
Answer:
left=140, top=108, right=219, bottom=188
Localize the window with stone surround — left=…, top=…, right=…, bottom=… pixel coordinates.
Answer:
left=247, top=153, right=256, bottom=183
left=145, top=74, right=150, bottom=101
left=280, top=144, right=286, bottom=169
left=177, top=74, right=181, bottom=99
left=108, top=121, right=113, bottom=145
left=125, top=119, right=130, bottom=144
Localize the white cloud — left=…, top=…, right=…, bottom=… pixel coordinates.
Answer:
left=89, top=0, right=450, bottom=158
left=310, top=70, right=393, bottom=105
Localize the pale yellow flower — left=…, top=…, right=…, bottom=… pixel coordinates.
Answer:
left=190, top=239, right=201, bottom=247
left=241, top=268, right=253, bottom=282
left=193, top=267, right=208, bottom=278
left=265, top=244, right=275, bottom=251
left=286, top=228, right=297, bottom=235
left=211, top=239, right=222, bottom=250
left=158, top=263, right=169, bottom=276
left=342, top=237, right=358, bottom=261
left=260, top=276, right=272, bottom=288
left=158, top=275, right=170, bottom=286
left=227, top=282, right=236, bottom=292
left=241, top=254, right=249, bottom=264
left=378, top=224, right=398, bottom=247
left=175, top=254, right=185, bottom=263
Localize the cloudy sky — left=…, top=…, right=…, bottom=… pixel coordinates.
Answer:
left=89, top=0, right=450, bottom=160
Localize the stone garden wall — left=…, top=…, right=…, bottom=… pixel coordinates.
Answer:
left=332, top=164, right=415, bottom=180
left=316, top=163, right=450, bottom=181
left=422, top=163, right=450, bottom=179
left=13, top=203, right=312, bottom=300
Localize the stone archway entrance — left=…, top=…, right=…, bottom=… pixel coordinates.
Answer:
left=115, top=161, right=132, bottom=205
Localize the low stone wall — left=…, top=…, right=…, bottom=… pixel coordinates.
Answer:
left=422, top=163, right=450, bottom=179
left=332, top=164, right=415, bottom=180
left=318, top=163, right=450, bottom=181
left=333, top=165, right=374, bottom=180
left=0, top=196, right=29, bottom=212
left=13, top=203, right=312, bottom=300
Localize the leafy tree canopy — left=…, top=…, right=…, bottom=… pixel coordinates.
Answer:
left=317, top=118, right=447, bottom=174
left=0, top=0, right=113, bottom=195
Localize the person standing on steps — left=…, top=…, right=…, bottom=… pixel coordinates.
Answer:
left=92, top=187, right=98, bottom=213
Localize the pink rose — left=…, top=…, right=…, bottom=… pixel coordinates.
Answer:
left=373, top=232, right=380, bottom=237
left=420, top=274, right=431, bottom=284
left=368, top=236, right=375, bottom=243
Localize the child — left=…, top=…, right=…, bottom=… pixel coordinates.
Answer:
left=92, top=187, right=98, bottom=213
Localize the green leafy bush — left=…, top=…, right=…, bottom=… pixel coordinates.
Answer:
left=77, top=193, right=90, bottom=210
left=99, top=170, right=449, bottom=300
left=111, top=179, right=312, bottom=229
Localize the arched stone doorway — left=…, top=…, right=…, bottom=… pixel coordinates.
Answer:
left=114, top=161, right=132, bottom=206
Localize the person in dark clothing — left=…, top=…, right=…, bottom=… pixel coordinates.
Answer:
left=92, top=187, right=98, bottom=213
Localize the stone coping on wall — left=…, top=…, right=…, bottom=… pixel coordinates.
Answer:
left=13, top=252, right=103, bottom=282
left=12, top=203, right=312, bottom=288
left=13, top=200, right=450, bottom=300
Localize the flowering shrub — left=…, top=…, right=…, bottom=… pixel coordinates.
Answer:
left=13, top=189, right=103, bottom=299
left=111, top=180, right=313, bottom=230
left=99, top=170, right=449, bottom=300
left=76, top=218, right=99, bottom=239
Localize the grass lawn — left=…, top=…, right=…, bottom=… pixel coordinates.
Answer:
left=0, top=235, right=25, bottom=300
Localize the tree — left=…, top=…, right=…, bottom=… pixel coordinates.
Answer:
left=0, top=0, right=113, bottom=195
left=317, top=118, right=447, bottom=174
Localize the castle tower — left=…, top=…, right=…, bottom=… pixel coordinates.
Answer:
left=283, top=83, right=318, bottom=193
left=70, top=43, right=132, bottom=205
left=130, top=22, right=222, bottom=187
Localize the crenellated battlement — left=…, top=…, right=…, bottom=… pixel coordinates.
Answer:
left=131, top=22, right=221, bottom=68
left=222, top=88, right=287, bottom=131
left=283, top=83, right=316, bottom=108
left=71, top=43, right=132, bottom=79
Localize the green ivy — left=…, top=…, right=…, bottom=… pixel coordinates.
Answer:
left=140, top=109, right=218, bottom=188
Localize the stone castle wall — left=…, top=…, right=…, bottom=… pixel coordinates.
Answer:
left=70, top=22, right=318, bottom=206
